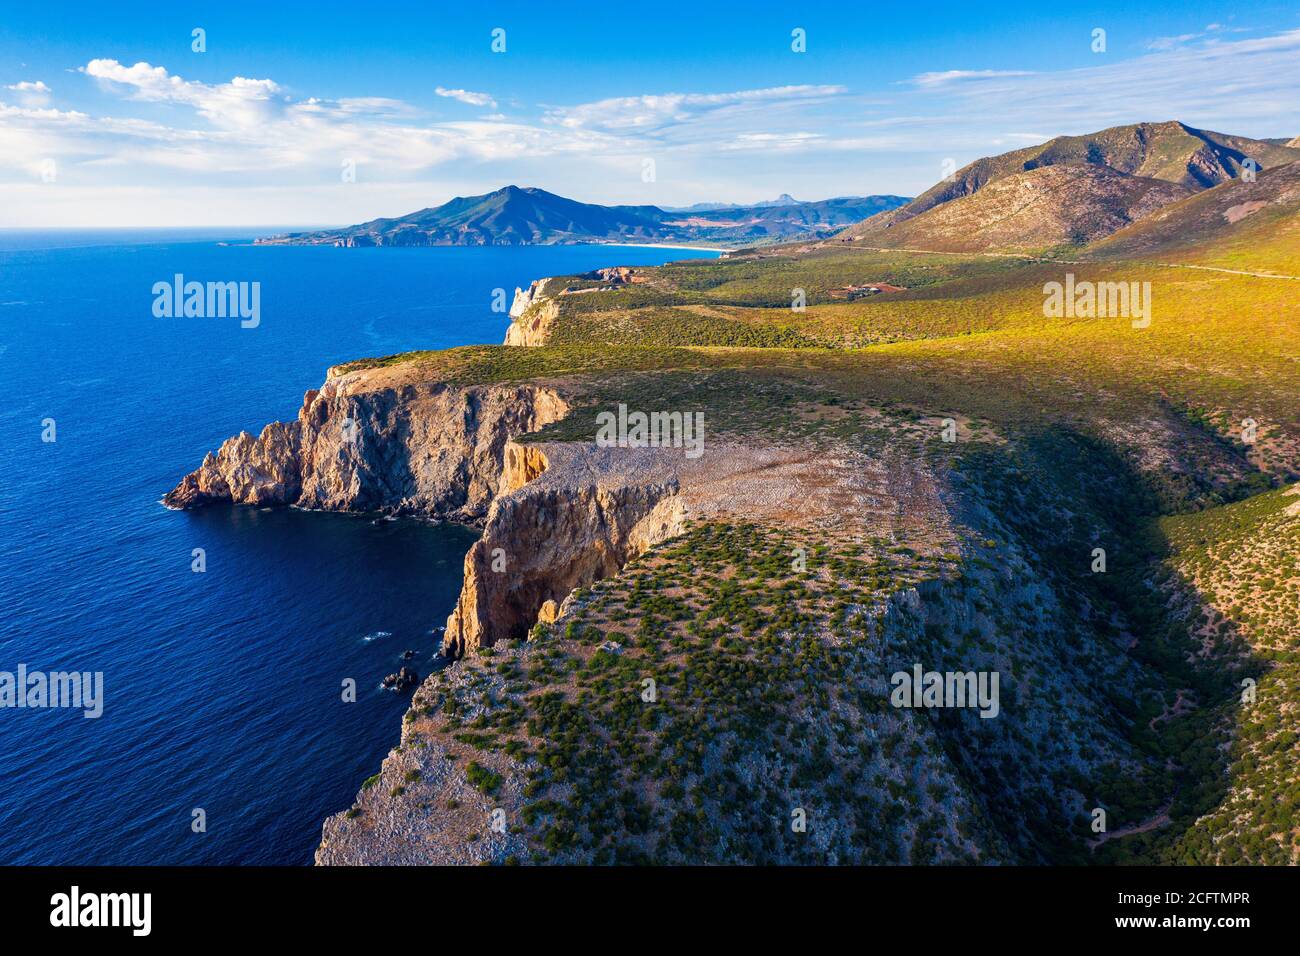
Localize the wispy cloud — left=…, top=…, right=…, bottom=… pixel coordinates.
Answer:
left=1146, top=33, right=1203, bottom=52
left=909, top=69, right=1037, bottom=88
left=5, top=79, right=52, bottom=107
left=434, top=86, right=496, bottom=108
left=911, top=28, right=1300, bottom=136
left=2, top=26, right=1299, bottom=225
left=1147, top=21, right=1250, bottom=51
left=544, top=85, right=847, bottom=133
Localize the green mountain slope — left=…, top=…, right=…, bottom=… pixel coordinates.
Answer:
left=258, top=186, right=910, bottom=248
left=1142, top=486, right=1300, bottom=864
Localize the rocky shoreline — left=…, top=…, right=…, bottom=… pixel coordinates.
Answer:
left=163, top=279, right=899, bottom=862
left=164, top=364, right=569, bottom=524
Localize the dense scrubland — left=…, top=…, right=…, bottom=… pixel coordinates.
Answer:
left=325, top=130, right=1299, bottom=864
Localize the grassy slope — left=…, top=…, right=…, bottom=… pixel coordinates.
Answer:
left=1087, top=161, right=1300, bottom=274
left=338, top=223, right=1297, bottom=864
left=346, top=242, right=1299, bottom=481
left=1154, top=487, right=1300, bottom=863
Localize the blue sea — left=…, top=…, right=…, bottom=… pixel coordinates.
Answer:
left=0, top=230, right=716, bottom=865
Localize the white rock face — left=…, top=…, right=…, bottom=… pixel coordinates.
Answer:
left=503, top=278, right=559, bottom=346
left=508, top=277, right=549, bottom=318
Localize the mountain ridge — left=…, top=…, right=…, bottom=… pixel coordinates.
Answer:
left=258, top=186, right=910, bottom=249
left=835, top=121, right=1300, bottom=254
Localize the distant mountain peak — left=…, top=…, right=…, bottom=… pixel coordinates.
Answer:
left=257, top=187, right=910, bottom=248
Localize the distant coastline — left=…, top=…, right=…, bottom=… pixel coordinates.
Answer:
left=257, top=185, right=909, bottom=250
left=251, top=237, right=729, bottom=254
left=587, top=241, right=728, bottom=253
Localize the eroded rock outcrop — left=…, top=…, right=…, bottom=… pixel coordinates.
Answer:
left=164, top=369, right=569, bottom=522
left=164, top=419, right=304, bottom=509
left=441, top=442, right=686, bottom=657
left=503, top=278, right=559, bottom=346
left=509, top=278, right=550, bottom=318
left=503, top=300, right=559, bottom=347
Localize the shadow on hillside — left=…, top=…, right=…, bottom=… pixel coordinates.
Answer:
left=926, top=422, right=1268, bottom=864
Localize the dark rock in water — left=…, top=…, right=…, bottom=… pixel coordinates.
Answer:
left=402, top=649, right=416, bottom=660
left=382, top=667, right=419, bottom=691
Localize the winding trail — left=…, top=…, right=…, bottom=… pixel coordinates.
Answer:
left=1089, top=796, right=1175, bottom=851
left=844, top=244, right=1300, bottom=281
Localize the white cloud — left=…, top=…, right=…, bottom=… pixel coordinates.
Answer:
left=435, top=87, right=496, bottom=108
left=719, top=131, right=824, bottom=151
left=334, top=97, right=421, bottom=116
left=909, top=70, right=1037, bottom=88
left=545, top=85, right=847, bottom=133
left=2, top=28, right=1298, bottom=225
left=1146, top=33, right=1203, bottom=52
left=82, top=59, right=283, bottom=128
left=0, top=59, right=638, bottom=210
left=5, top=80, right=52, bottom=107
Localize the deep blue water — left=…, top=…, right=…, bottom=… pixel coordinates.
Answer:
left=0, top=231, right=716, bottom=864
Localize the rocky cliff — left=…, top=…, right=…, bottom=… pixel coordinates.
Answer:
left=164, top=364, right=569, bottom=522
left=503, top=278, right=559, bottom=346
left=441, top=440, right=686, bottom=657
left=164, top=361, right=695, bottom=661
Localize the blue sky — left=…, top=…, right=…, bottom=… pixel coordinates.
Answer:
left=2, top=0, right=1298, bottom=225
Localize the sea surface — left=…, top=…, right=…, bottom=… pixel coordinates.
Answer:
left=0, top=230, right=717, bottom=864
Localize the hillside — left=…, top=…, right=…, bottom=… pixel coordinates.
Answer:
left=1135, top=486, right=1300, bottom=865
left=257, top=186, right=910, bottom=249
left=837, top=121, right=1300, bottom=253
left=1087, top=159, right=1300, bottom=274
left=832, top=165, right=1190, bottom=255
left=171, top=122, right=1299, bottom=867
left=259, top=186, right=669, bottom=247
left=660, top=195, right=910, bottom=243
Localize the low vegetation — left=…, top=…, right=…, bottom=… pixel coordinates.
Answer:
left=332, top=130, right=1298, bottom=865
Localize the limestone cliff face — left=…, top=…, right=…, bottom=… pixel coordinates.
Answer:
left=441, top=440, right=686, bottom=657
left=164, top=360, right=690, bottom=661
left=164, top=370, right=569, bottom=522
left=503, top=277, right=559, bottom=346
left=509, top=278, right=549, bottom=318
left=164, top=419, right=305, bottom=508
